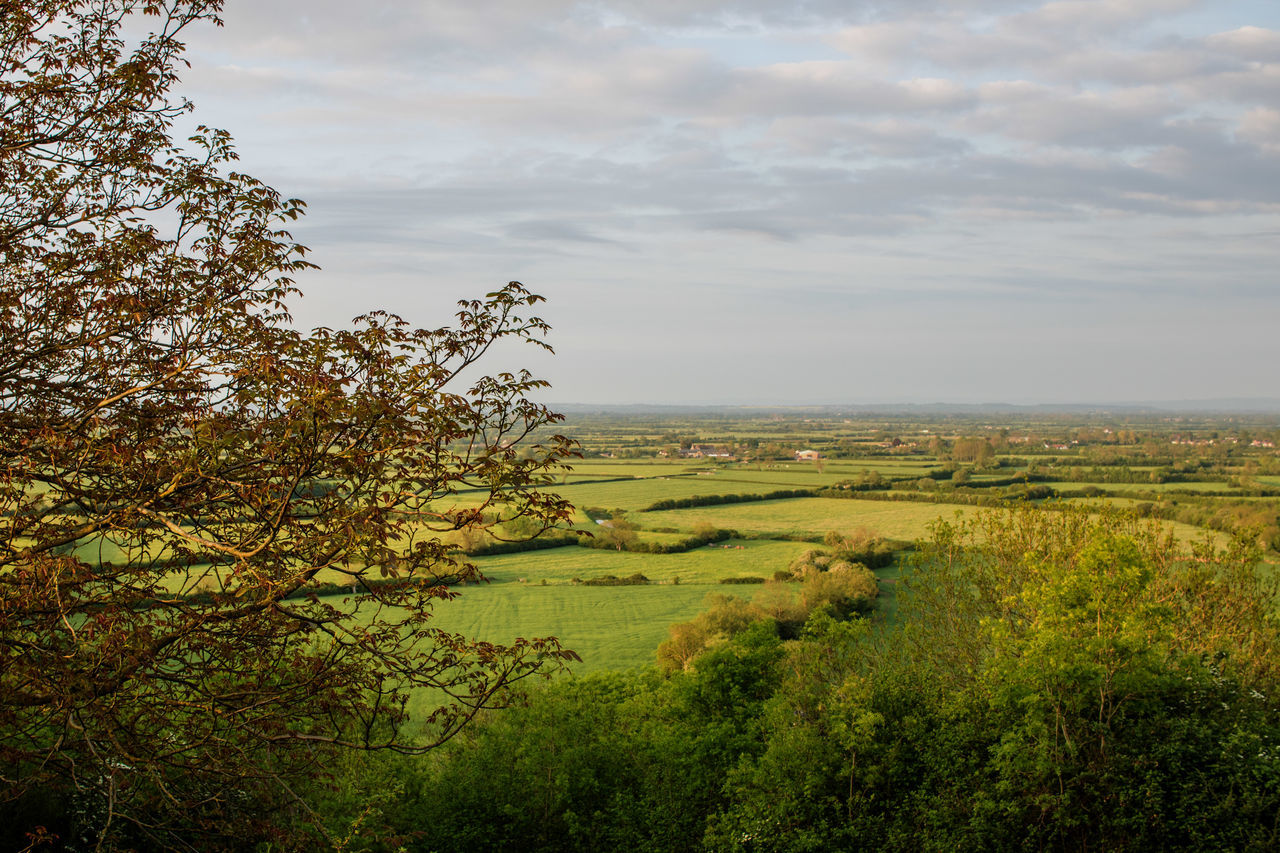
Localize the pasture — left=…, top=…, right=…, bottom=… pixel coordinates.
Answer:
left=1039, top=480, right=1241, bottom=494
left=423, top=583, right=757, bottom=677
left=472, top=538, right=815, bottom=585
left=641, top=496, right=968, bottom=540
left=548, top=476, right=759, bottom=513
left=48, top=410, right=1277, bottom=695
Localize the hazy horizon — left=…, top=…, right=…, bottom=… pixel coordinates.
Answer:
left=178, top=1, right=1279, bottom=405
left=545, top=396, right=1280, bottom=411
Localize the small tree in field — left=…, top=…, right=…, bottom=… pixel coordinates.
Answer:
left=0, top=1, right=576, bottom=846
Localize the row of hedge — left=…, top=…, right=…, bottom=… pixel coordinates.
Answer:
left=578, top=526, right=736, bottom=554
left=576, top=573, right=650, bottom=586
left=642, top=489, right=817, bottom=512
left=463, top=533, right=580, bottom=556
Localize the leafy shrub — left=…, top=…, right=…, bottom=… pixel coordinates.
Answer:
left=642, top=489, right=816, bottom=512
left=581, top=573, right=650, bottom=586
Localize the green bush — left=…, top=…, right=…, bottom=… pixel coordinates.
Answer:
left=581, top=573, right=650, bottom=586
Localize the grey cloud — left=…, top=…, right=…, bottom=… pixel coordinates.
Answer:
left=504, top=220, right=622, bottom=244
left=965, top=83, right=1188, bottom=148
left=1186, top=63, right=1280, bottom=109
left=1000, top=0, right=1203, bottom=41
left=593, top=0, right=1032, bottom=29
left=761, top=117, right=972, bottom=159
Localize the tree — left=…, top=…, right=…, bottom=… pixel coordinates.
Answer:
left=710, top=511, right=1280, bottom=852
left=952, top=437, right=994, bottom=466
left=594, top=511, right=638, bottom=551
left=0, top=1, right=577, bottom=846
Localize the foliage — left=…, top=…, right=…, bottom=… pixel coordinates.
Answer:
left=656, top=593, right=762, bottom=673
left=402, top=627, right=784, bottom=853
left=821, top=528, right=895, bottom=568
left=464, top=532, right=581, bottom=556
left=643, top=489, right=817, bottom=512
left=656, top=553, right=879, bottom=670
left=579, top=573, right=651, bottom=586
left=578, top=520, right=733, bottom=554
left=314, top=507, right=1279, bottom=851
left=0, top=2, right=575, bottom=846
left=709, top=508, right=1280, bottom=851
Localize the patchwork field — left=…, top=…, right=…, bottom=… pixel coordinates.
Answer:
left=53, top=413, right=1279, bottom=692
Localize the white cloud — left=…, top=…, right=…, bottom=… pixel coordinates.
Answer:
left=1205, top=25, right=1280, bottom=61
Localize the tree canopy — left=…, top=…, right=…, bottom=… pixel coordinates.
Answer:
left=398, top=509, right=1280, bottom=852
left=0, top=1, right=576, bottom=846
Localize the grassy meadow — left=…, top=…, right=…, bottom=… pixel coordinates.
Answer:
left=56, top=412, right=1280, bottom=689
left=640, top=496, right=965, bottom=540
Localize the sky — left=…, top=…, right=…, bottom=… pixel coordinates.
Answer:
left=173, top=0, right=1280, bottom=406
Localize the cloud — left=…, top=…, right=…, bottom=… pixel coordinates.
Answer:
left=1237, top=107, right=1280, bottom=151
left=171, top=0, right=1280, bottom=403
left=1205, top=25, right=1280, bottom=61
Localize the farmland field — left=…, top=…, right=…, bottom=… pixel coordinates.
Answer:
left=472, top=538, right=814, bottom=585
left=47, top=410, right=1279, bottom=689
left=1039, top=480, right=1241, bottom=493
left=546, top=475, right=764, bottom=513
left=424, top=583, right=758, bottom=676
left=641, top=496, right=972, bottom=540
left=643, top=496, right=1221, bottom=546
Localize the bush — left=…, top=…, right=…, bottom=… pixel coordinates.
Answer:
left=823, top=529, right=896, bottom=569
left=577, top=526, right=733, bottom=554
left=800, top=565, right=878, bottom=617
left=581, top=573, right=650, bottom=586
left=642, top=489, right=816, bottom=512
left=463, top=533, right=579, bottom=556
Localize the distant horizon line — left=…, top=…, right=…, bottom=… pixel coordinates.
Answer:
left=545, top=397, right=1280, bottom=415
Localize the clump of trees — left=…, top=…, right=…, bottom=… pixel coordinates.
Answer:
left=655, top=546, right=880, bottom=671
left=578, top=515, right=735, bottom=554
left=951, top=436, right=996, bottom=465
left=822, top=527, right=896, bottom=568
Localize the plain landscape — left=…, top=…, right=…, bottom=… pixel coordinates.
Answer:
left=5, top=1, right=1280, bottom=851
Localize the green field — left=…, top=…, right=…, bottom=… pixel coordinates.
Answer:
left=1119, top=481, right=1238, bottom=493
left=642, top=497, right=968, bottom=540
left=642, top=496, right=1220, bottom=546
left=424, top=583, right=756, bottom=677
left=542, top=460, right=948, bottom=512
left=473, top=538, right=814, bottom=585
left=1041, top=480, right=1241, bottom=494
left=555, top=460, right=706, bottom=479
left=50, top=414, right=1274, bottom=710
left=546, top=476, right=758, bottom=512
